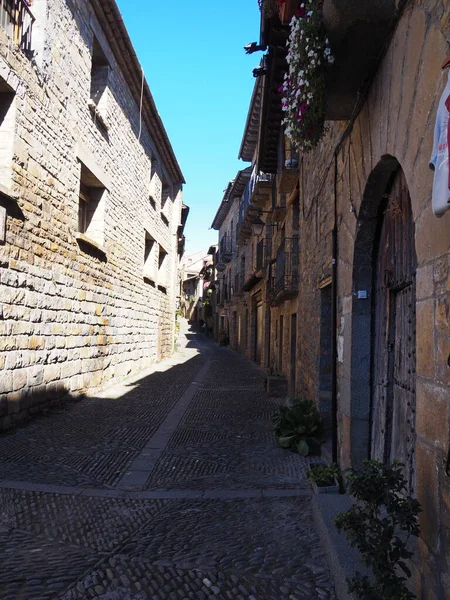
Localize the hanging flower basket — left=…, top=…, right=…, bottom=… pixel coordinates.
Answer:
left=280, top=1, right=334, bottom=152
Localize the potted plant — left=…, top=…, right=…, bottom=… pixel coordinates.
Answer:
left=335, top=460, right=421, bottom=600
left=273, top=399, right=324, bottom=456
left=306, top=462, right=340, bottom=494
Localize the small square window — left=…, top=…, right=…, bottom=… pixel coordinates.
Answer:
left=158, top=245, right=168, bottom=290
left=89, top=38, right=109, bottom=120
left=144, top=231, right=157, bottom=281
left=77, top=165, right=106, bottom=247
left=161, top=181, right=171, bottom=208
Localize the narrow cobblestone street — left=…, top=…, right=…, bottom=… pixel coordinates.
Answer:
left=0, top=322, right=335, bottom=600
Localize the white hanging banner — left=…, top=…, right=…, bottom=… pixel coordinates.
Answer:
left=430, top=64, right=450, bottom=217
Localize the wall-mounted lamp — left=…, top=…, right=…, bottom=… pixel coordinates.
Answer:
left=251, top=217, right=265, bottom=236
left=244, top=42, right=267, bottom=54
left=253, top=66, right=268, bottom=78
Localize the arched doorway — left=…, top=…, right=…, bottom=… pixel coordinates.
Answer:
left=351, top=157, right=417, bottom=492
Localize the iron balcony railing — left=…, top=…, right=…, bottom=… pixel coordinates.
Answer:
left=237, top=172, right=274, bottom=240
left=256, top=238, right=272, bottom=273
left=219, top=236, right=233, bottom=262
left=0, top=0, right=34, bottom=53
left=249, top=171, right=274, bottom=197
left=268, top=237, right=299, bottom=302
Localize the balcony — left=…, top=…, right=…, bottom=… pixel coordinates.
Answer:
left=249, top=172, right=273, bottom=209
left=0, top=0, right=34, bottom=53
left=237, top=181, right=259, bottom=243
left=268, top=237, right=299, bottom=304
left=277, top=139, right=299, bottom=195
left=219, top=236, right=234, bottom=263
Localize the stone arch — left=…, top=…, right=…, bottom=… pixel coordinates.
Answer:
left=349, top=154, right=402, bottom=468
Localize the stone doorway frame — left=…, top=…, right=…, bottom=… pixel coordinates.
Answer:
left=349, top=154, right=403, bottom=468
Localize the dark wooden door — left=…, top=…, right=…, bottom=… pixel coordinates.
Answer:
left=371, top=168, right=417, bottom=492
left=290, top=313, right=297, bottom=396
left=255, top=299, right=263, bottom=364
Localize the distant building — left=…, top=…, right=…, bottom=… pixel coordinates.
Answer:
left=0, top=0, right=185, bottom=430
left=180, top=250, right=213, bottom=323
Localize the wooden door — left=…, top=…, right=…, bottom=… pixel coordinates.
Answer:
left=290, top=314, right=297, bottom=396
left=255, top=300, right=263, bottom=364
left=371, top=168, right=417, bottom=492
left=279, top=315, right=284, bottom=374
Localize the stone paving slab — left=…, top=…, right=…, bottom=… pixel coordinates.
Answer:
left=0, top=526, right=98, bottom=600
left=0, top=323, right=336, bottom=599
left=59, top=556, right=332, bottom=600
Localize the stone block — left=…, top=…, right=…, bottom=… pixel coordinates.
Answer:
left=12, top=368, right=27, bottom=391
left=435, top=294, right=450, bottom=338
left=415, top=206, right=450, bottom=266
left=44, top=364, right=61, bottom=383
left=416, top=299, right=435, bottom=379
left=27, top=364, right=45, bottom=387
left=416, top=264, right=434, bottom=300
left=416, top=381, right=449, bottom=450
left=416, top=440, right=440, bottom=553
left=436, top=336, right=450, bottom=386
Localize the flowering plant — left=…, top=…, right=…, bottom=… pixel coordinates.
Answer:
left=258, top=0, right=285, bottom=17
left=281, top=1, right=334, bottom=152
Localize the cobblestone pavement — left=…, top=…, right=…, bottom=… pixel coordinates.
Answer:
left=0, top=322, right=335, bottom=599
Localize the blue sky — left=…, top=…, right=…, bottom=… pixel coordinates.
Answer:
left=116, top=0, right=261, bottom=254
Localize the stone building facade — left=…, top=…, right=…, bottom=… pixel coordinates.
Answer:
left=0, top=0, right=185, bottom=430
left=212, top=0, right=450, bottom=596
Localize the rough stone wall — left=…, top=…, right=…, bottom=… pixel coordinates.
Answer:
left=309, top=2, right=449, bottom=596
left=0, top=0, right=183, bottom=430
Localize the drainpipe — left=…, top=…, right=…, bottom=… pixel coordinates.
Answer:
left=331, top=152, right=339, bottom=463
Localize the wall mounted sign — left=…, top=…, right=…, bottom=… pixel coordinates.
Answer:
left=430, top=60, right=450, bottom=217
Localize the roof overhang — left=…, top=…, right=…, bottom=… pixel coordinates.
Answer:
left=211, top=167, right=252, bottom=230
left=258, top=19, right=289, bottom=174
left=92, top=0, right=185, bottom=184
left=238, top=77, right=263, bottom=163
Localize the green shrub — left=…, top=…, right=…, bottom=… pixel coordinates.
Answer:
left=307, top=463, right=339, bottom=487
left=335, top=460, right=421, bottom=600
left=273, top=399, right=324, bottom=456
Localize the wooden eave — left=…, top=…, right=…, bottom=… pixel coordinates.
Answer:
left=257, top=45, right=288, bottom=174
left=238, top=77, right=263, bottom=163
